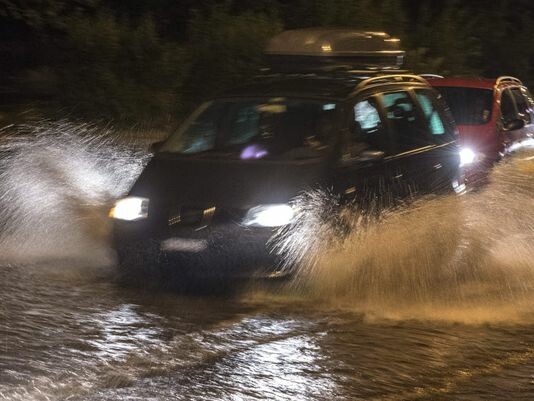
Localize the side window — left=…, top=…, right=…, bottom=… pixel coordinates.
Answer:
left=500, top=89, right=516, bottom=123
left=352, top=97, right=386, bottom=151
left=522, top=87, right=534, bottom=123
left=523, top=88, right=534, bottom=109
left=380, top=91, right=428, bottom=150
left=228, top=103, right=260, bottom=145
left=169, top=101, right=226, bottom=154
left=414, top=90, right=446, bottom=135
left=511, top=87, right=531, bottom=123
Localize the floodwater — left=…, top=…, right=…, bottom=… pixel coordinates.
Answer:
left=2, top=123, right=534, bottom=400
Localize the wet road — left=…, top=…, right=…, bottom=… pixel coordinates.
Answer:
left=3, top=263, right=534, bottom=401
left=2, top=124, right=534, bottom=400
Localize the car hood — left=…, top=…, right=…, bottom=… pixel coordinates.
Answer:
left=457, top=124, right=502, bottom=154
left=457, top=124, right=494, bottom=143
left=129, top=154, right=330, bottom=208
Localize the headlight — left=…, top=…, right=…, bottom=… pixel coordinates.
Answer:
left=243, top=204, right=295, bottom=228
left=109, top=197, right=149, bottom=221
left=459, top=147, right=476, bottom=166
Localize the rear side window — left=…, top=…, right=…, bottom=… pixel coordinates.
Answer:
left=414, top=90, right=445, bottom=135
left=435, top=87, right=493, bottom=125
left=522, top=88, right=534, bottom=123
left=523, top=88, right=534, bottom=108
left=353, top=97, right=387, bottom=151
left=510, top=87, right=531, bottom=123
left=501, top=89, right=516, bottom=123
left=380, top=91, right=428, bottom=150
left=354, top=99, right=381, bottom=132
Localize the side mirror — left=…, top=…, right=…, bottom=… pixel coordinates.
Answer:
left=503, top=118, right=525, bottom=132
left=150, top=140, right=164, bottom=153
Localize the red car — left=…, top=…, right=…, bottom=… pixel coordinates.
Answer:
left=428, top=76, right=534, bottom=166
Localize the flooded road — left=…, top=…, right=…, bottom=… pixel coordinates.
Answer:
left=4, top=264, right=534, bottom=401
left=2, top=123, right=534, bottom=400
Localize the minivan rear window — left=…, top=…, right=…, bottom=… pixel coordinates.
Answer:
left=434, top=87, right=493, bottom=125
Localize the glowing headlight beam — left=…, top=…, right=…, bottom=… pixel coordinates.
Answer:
left=459, top=147, right=476, bottom=166
left=243, top=204, right=295, bottom=228
left=109, top=197, right=149, bottom=221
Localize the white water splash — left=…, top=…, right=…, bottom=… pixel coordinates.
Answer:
left=0, top=121, right=152, bottom=265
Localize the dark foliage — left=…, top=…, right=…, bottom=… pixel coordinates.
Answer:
left=0, top=0, right=533, bottom=128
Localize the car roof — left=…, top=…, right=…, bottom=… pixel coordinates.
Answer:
left=427, top=77, right=497, bottom=90
left=219, top=73, right=431, bottom=101
left=427, top=76, right=527, bottom=91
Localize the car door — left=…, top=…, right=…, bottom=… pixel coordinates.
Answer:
left=412, top=88, right=460, bottom=192
left=374, top=89, right=437, bottom=197
left=333, top=96, right=389, bottom=208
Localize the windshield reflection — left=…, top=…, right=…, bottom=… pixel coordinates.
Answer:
left=160, top=98, right=338, bottom=160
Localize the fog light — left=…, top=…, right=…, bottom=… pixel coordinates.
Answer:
left=243, top=204, right=295, bottom=228
left=109, top=197, right=149, bottom=221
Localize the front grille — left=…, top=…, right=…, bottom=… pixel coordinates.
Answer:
left=168, top=206, right=216, bottom=228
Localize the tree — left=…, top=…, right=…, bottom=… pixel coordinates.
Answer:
left=184, top=4, right=282, bottom=106
left=0, top=0, right=99, bottom=29
left=405, top=1, right=481, bottom=76
left=56, top=13, right=189, bottom=124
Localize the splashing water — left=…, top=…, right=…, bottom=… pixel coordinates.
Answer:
left=271, top=149, right=534, bottom=322
left=2, top=132, right=534, bottom=400
left=0, top=121, right=152, bottom=265
left=1, top=120, right=534, bottom=322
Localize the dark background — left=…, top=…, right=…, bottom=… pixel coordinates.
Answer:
left=1, top=0, right=533, bottom=128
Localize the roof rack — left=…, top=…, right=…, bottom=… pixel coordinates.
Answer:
left=355, top=74, right=428, bottom=91
left=254, top=68, right=410, bottom=82
left=495, top=76, right=523, bottom=86
left=420, top=74, right=444, bottom=79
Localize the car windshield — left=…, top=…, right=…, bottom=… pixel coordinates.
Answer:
left=159, top=98, right=338, bottom=160
left=434, top=87, right=493, bottom=125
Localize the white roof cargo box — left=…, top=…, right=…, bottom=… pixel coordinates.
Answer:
left=265, top=28, right=405, bottom=72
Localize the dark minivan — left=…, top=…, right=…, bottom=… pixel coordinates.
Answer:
left=111, top=29, right=464, bottom=282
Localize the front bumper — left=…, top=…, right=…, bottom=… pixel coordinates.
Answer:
left=112, top=220, right=279, bottom=279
